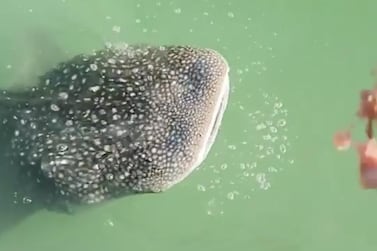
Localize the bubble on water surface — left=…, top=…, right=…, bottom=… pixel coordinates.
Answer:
left=105, top=219, right=115, bottom=227
left=174, top=8, right=182, bottom=14
left=112, top=26, right=121, bottom=33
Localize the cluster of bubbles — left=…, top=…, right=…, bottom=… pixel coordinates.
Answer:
left=196, top=90, right=295, bottom=216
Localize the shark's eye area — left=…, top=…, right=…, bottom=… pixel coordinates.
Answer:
left=56, top=143, right=69, bottom=153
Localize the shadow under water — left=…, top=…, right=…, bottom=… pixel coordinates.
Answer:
left=0, top=122, right=41, bottom=236
left=0, top=119, right=80, bottom=236
left=0, top=29, right=79, bottom=235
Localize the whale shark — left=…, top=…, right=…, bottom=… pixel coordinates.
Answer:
left=0, top=43, right=230, bottom=212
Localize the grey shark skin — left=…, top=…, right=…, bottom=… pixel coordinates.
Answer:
left=1, top=43, right=230, bottom=210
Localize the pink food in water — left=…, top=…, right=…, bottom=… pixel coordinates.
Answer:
left=333, top=130, right=351, bottom=151
left=358, top=89, right=377, bottom=119
left=358, top=138, right=377, bottom=188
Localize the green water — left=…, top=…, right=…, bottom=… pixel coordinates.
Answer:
left=0, top=0, right=377, bottom=250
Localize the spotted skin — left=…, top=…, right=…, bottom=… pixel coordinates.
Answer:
left=1, top=43, right=230, bottom=209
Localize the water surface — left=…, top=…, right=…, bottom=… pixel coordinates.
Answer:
left=0, top=0, right=377, bottom=250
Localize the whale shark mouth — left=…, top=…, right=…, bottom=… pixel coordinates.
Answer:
left=189, top=64, right=230, bottom=174
left=203, top=72, right=230, bottom=160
